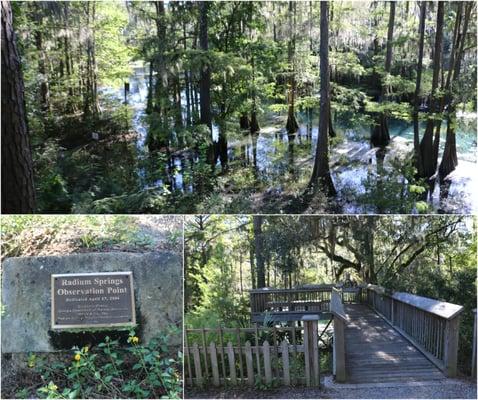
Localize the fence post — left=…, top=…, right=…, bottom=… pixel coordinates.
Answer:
left=209, top=342, right=220, bottom=386
left=302, top=315, right=320, bottom=387
left=472, top=309, right=476, bottom=378
left=443, top=315, right=460, bottom=377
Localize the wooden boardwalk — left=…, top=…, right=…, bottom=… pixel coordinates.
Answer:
left=344, top=304, right=445, bottom=384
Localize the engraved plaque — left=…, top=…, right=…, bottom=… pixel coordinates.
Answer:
left=51, top=272, right=136, bottom=329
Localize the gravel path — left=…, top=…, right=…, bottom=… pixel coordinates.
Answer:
left=186, top=376, right=477, bottom=399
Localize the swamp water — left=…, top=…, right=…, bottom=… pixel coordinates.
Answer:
left=98, top=63, right=477, bottom=214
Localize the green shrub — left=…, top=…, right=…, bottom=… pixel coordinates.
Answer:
left=18, top=329, right=182, bottom=399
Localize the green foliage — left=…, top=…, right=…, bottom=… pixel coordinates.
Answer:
left=34, top=140, right=72, bottom=213
left=20, top=329, right=182, bottom=399
left=359, top=152, right=427, bottom=213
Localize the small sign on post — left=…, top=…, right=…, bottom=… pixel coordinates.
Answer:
left=51, top=272, right=136, bottom=329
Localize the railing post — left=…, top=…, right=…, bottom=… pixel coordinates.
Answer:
left=391, top=297, right=395, bottom=325
left=472, top=309, right=476, bottom=378
left=302, top=315, right=320, bottom=387
left=443, top=315, right=460, bottom=377
left=333, top=315, right=346, bottom=382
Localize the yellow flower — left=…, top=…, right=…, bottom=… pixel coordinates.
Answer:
left=131, top=336, right=139, bottom=345
left=74, top=353, right=81, bottom=361
left=82, top=346, right=89, bottom=353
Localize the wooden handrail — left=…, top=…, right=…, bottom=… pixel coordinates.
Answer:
left=364, top=284, right=464, bottom=320
left=363, top=284, right=464, bottom=377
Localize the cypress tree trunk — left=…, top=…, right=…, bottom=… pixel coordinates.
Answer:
left=153, top=1, right=167, bottom=116
left=308, top=1, right=336, bottom=195
left=239, top=113, right=250, bottom=130
left=285, top=1, right=299, bottom=133
left=1, top=0, right=36, bottom=213
left=183, top=21, right=191, bottom=125
left=329, top=108, right=336, bottom=137
left=413, top=2, right=426, bottom=177
left=419, top=1, right=444, bottom=179
left=370, top=1, right=395, bottom=147
left=439, top=2, right=472, bottom=180
left=199, top=1, right=211, bottom=129
left=432, top=3, right=463, bottom=179
left=250, top=54, right=260, bottom=133
left=146, top=60, right=154, bottom=114
left=198, top=1, right=214, bottom=166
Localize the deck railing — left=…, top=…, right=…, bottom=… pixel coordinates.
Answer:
left=249, top=284, right=361, bottom=322
left=363, top=284, right=464, bottom=377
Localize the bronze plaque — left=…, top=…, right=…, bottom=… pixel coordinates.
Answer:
left=51, top=272, right=136, bottom=329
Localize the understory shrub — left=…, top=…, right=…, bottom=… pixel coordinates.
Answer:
left=15, top=329, right=182, bottom=399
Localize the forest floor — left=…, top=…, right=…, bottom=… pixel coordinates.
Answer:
left=185, top=375, right=477, bottom=399
left=0, top=215, right=182, bottom=261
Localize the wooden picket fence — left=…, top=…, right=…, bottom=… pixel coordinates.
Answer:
left=184, top=324, right=327, bottom=387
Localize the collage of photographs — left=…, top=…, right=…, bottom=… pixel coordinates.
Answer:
left=0, top=1, right=476, bottom=399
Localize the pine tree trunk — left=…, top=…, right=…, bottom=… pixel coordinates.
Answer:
left=83, top=1, right=99, bottom=118
left=34, top=4, right=50, bottom=113
left=1, top=0, right=36, bottom=213
left=308, top=1, right=336, bottom=195
left=253, top=216, right=266, bottom=288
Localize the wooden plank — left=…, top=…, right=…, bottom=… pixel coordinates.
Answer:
left=192, top=343, right=203, bottom=386
left=303, top=318, right=311, bottom=386
left=236, top=328, right=244, bottom=382
left=184, top=331, right=193, bottom=386
left=244, top=341, right=254, bottom=386
left=218, top=327, right=226, bottom=381
left=254, top=324, right=262, bottom=379
left=312, top=319, right=320, bottom=386
left=209, top=342, right=220, bottom=387
left=281, top=340, right=290, bottom=386
left=273, top=325, right=279, bottom=379
left=371, top=308, right=446, bottom=372
left=201, top=328, right=209, bottom=381
left=227, top=341, right=237, bottom=384
left=263, top=340, right=272, bottom=384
